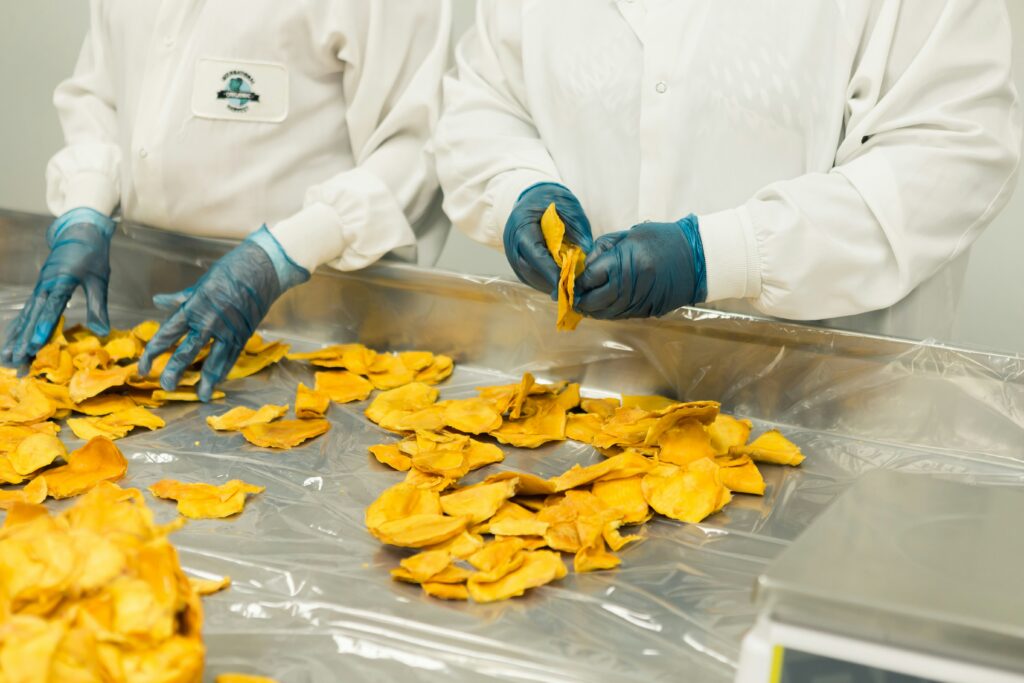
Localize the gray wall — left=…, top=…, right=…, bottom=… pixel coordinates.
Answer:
left=2, top=0, right=1021, bottom=353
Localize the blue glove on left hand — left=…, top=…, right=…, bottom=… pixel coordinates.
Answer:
left=575, top=215, right=707, bottom=320
left=137, top=226, right=309, bottom=401
left=504, top=183, right=594, bottom=298
left=2, top=208, right=115, bottom=365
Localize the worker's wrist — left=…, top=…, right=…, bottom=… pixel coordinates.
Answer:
left=248, top=225, right=311, bottom=291
left=676, top=214, right=707, bottom=304
left=48, top=207, right=116, bottom=246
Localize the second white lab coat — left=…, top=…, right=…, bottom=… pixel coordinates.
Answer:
left=48, top=0, right=451, bottom=272
left=435, top=0, right=1021, bottom=338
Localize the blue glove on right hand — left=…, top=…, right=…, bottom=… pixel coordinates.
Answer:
left=575, top=215, right=707, bottom=320
left=2, top=208, right=115, bottom=365
left=138, top=226, right=310, bottom=401
left=504, top=183, right=594, bottom=297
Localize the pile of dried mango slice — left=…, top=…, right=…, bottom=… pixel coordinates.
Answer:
left=0, top=482, right=207, bottom=681
left=365, top=373, right=804, bottom=602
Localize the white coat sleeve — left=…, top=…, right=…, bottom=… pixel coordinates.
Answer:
left=434, top=1, right=564, bottom=249
left=699, top=0, right=1022, bottom=320
left=271, top=0, right=450, bottom=273
left=46, top=0, right=121, bottom=217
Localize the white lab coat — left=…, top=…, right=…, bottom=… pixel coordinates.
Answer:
left=47, top=0, right=451, bottom=273
left=435, top=0, right=1021, bottom=338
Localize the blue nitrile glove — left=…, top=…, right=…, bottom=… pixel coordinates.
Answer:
left=2, top=208, right=116, bottom=365
left=138, top=225, right=309, bottom=401
left=504, top=183, right=594, bottom=298
left=575, top=215, right=707, bottom=320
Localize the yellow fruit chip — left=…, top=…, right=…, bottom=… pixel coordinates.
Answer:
left=731, top=429, right=805, bottom=466
left=314, top=370, right=373, bottom=403
left=42, top=436, right=127, bottom=499
left=241, top=419, right=330, bottom=449
left=206, top=404, right=289, bottom=431
left=295, top=383, right=330, bottom=418
left=150, top=479, right=264, bottom=519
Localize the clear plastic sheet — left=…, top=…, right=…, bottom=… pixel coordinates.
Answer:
left=2, top=210, right=1024, bottom=682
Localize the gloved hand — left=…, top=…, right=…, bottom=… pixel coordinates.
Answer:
left=2, top=208, right=115, bottom=365
left=137, top=225, right=310, bottom=401
left=504, top=183, right=594, bottom=297
left=575, top=215, right=707, bottom=320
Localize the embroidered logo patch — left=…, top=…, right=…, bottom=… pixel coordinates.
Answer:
left=217, top=70, right=260, bottom=112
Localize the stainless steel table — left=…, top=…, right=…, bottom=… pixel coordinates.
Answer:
left=2, top=210, right=1022, bottom=682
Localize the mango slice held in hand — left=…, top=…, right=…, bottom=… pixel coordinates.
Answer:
left=541, top=203, right=586, bottom=332
left=150, top=479, right=265, bottom=519
left=241, top=419, right=330, bottom=449
left=42, top=436, right=128, bottom=499
left=206, top=404, right=289, bottom=432
left=0, top=482, right=206, bottom=682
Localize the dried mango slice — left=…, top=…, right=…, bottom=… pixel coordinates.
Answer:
left=621, top=395, right=678, bottom=412
left=440, top=397, right=503, bottom=434
left=241, top=419, right=330, bottom=449
left=67, top=416, right=132, bottom=441
left=313, top=370, right=373, bottom=404
left=592, top=476, right=650, bottom=525
left=731, top=429, right=805, bottom=466
left=574, top=535, right=620, bottom=573
left=591, top=407, right=657, bottom=449
left=189, top=575, right=232, bottom=595
left=72, top=394, right=138, bottom=416
left=422, top=582, right=469, bottom=600
left=9, top=432, right=66, bottom=475
left=490, top=396, right=567, bottom=448
left=416, top=355, right=454, bottom=385
left=206, top=404, right=289, bottom=431
left=369, top=443, right=412, bottom=471
left=657, top=419, right=717, bottom=466
left=440, top=478, right=518, bottom=523
left=468, top=537, right=526, bottom=576
left=541, top=203, right=586, bottom=332
left=30, top=343, right=73, bottom=385
left=0, top=423, right=60, bottom=455
left=484, top=471, right=556, bottom=496
left=42, top=436, right=127, bottom=499
left=103, top=335, right=141, bottom=362
left=150, top=479, right=265, bottom=519
left=371, top=514, right=470, bottom=548
left=366, top=354, right=416, bottom=390
left=0, top=379, right=56, bottom=426
left=151, top=388, right=226, bottom=402
left=0, top=476, right=48, bottom=510
left=708, top=414, right=754, bottom=455
left=467, top=549, right=567, bottom=603
left=643, top=400, right=721, bottom=445
left=398, top=351, right=434, bottom=372
left=603, top=520, right=642, bottom=552
left=32, top=381, right=75, bottom=412
left=216, top=675, right=279, bottom=683
left=226, top=341, right=289, bottom=380
left=132, top=320, right=161, bottom=342
left=365, top=382, right=438, bottom=425
left=393, top=549, right=452, bottom=583
left=641, top=457, right=731, bottom=523
left=426, top=531, right=484, bottom=559
left=548, top=452, right=654, bottom=492
left=716, top=454, right=767, bottom=495
left=404, top=468, right=455, bottom=493
left=0, top=456, right=27, bottom=485
left=67, top=407, right=166, bottom=442
left=366, top=482, right=443, bottom=530
left=71, top=347, right=112, bottom=371
left=295, top=383, right=330, bottom=418
left=566, top=413, right=605, bottom=444
left=580, top=397, right=620, bottom=418
left=67, top=365, right=134, bottom=403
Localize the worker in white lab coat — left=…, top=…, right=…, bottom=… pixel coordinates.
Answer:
left=2, top=0, right=451, bottom=400
left=436, top=0, right=1021, bottom=337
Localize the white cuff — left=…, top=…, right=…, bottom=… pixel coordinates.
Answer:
left=698, top=206, right=762, bottom=302
left=270, top=203, right=346, bottom=274
left=273, top=167, right=417, bottom=272
left=486, top=169, right=563, bottom=249
left=46, top=143, right=121, bottom=216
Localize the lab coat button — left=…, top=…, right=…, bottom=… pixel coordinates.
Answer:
left=138, top=148, right=148, bottom=159
left=163, top=36, right=174, bottom=47
left=655, top=81, right=668, bottom=94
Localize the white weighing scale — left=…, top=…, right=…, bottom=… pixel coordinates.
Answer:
left=736, top=469, right=1024, bottom=683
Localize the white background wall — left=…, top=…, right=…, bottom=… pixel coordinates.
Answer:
left=2, top=0, right=1021, bottom=353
